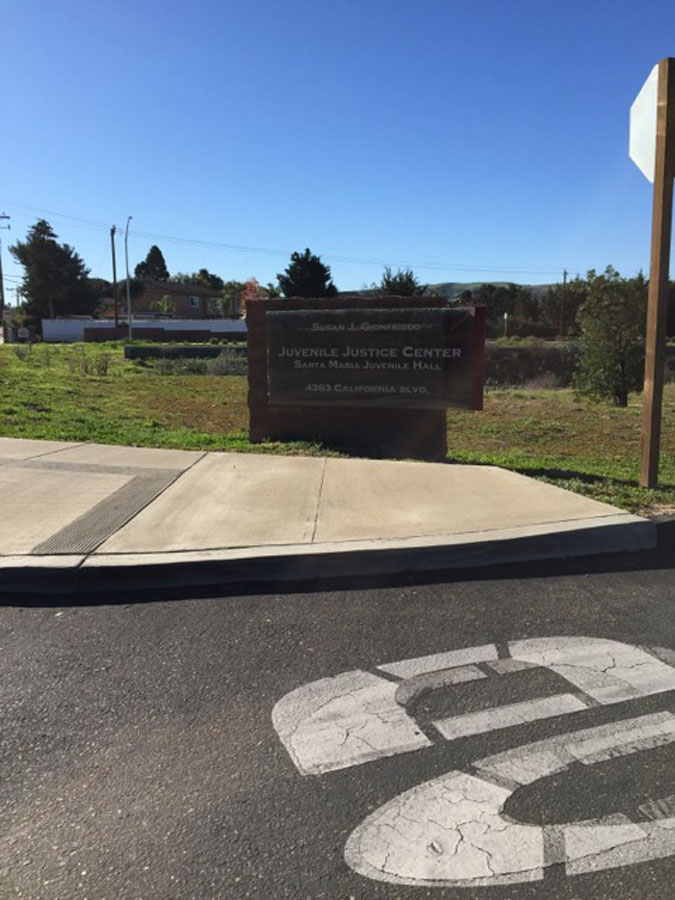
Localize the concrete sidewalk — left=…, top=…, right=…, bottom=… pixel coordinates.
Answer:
left=0, top=437, right=655, bottom=594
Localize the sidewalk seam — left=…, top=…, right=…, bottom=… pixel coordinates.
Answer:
left=14, top=442, right=86, bottom=461
left=310, top=458, right=328, bottom=543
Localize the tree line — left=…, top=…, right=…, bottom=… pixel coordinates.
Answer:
left=8, top=222, right=258, bottom=325
left=8, top=222, right=428, bottom=326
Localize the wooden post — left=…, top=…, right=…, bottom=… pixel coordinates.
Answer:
left=640, top=58, right=675, bottom=488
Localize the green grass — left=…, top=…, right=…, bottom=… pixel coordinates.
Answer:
left=0, top=343, right=321, bottom=455
left=1, top=342, right=674, bottom=515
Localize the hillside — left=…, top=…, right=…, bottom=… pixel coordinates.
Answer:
left=428, top=281, right=557, bottom=300
left=339, top=281, right=558, bottom=300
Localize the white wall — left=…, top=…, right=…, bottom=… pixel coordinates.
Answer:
left=42, top=318, right=99, bottom=342
left=42, top=318, right=248, bottom=342
left=158, top=319, right=247, bottom=333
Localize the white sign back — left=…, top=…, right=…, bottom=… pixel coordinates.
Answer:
left=630, top=64, right=659, bottom=182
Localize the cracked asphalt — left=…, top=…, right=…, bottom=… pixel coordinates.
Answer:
left=2, top=548, right=675, bottom=899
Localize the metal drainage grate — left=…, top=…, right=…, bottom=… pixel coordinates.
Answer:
left=32, top=472, right=177, bottom=554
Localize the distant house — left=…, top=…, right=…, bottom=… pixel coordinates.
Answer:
left=99, top=280, right=236, bottom=319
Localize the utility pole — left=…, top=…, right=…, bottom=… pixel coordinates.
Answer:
left=124, top=216, right=133, bottom=341
left=0, top=212, right=10, bottom=334
left=559, top=268, right=568, bottom=338
left=110, top=225, right=119, bottom=328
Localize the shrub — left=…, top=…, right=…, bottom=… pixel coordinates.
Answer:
left=522, top=373, right=562, bottom=390
left=12, top=345, right=30, bottom=361
left=573, top=267, right=646, bottom=406
left=206, top=349, right=248, bottom=376
left=66, top=352, right=112, bottom=376
left=94, top=353, right=110, bottom=376
left=151, top=358, right=208, bottom=375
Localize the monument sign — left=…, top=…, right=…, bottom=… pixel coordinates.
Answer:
left=248, top=297, right=484, bottom=460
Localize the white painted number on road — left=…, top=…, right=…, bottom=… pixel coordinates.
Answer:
left=346, top=712, right=675, bottom=887
left=273, top=637, right=675, bottom=774
left=272, top=637, right=675, bottom=887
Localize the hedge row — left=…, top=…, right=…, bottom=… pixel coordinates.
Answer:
left=124, top=344, right=247, bottom=360
left=485, top=343, right=579, bottom=387
left=485, top=343, right=675, bottom=387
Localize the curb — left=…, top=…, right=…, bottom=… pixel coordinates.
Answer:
left=654, top=513, right=675, bottom=550
left=0, top=514, right=658, bottom=597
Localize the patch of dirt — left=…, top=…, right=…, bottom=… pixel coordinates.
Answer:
left=648, top=505, right=675, bottom=520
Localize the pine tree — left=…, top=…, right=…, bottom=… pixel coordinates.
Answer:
left=10, top=219, right=96, bottom=327
left=135, top=245, right=170, bottom=281
left=277, top=248, right=337, bottom=298
left=380, top=266, right=426, bottom=296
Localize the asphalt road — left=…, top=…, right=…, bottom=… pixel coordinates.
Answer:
left=2, top=550, right=675, bottom=900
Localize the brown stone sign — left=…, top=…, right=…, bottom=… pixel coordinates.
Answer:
left=248, top=297, right=484, bottom=460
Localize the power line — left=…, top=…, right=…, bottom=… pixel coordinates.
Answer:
left=0, top=198, right=569, bottom=278
left=0, top=200, right=110, bottom=230
left=130, top=228, right=563, bottom=276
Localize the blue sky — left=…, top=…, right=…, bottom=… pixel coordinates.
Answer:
left=1, top=0, right=673, bottom=299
